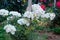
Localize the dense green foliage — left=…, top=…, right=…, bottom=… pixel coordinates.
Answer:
left=53, top=27, right=60, bottom=34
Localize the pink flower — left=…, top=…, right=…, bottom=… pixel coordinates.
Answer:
left=56, top=1, right=60, bottom=8
left=41, top=4, right=46, bottom=10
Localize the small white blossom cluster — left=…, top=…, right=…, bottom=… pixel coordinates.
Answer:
left=23, top=11, right=34, bottom=20
left=4, top=24, right=16, bottom=35
left=49, top=13, right=56, bottom=20
left=0, top=9, right=21, bottom=17
left=32, top=4, right=45, bottom=15
left=17, top=18, right=30, bottom=26
left=23, top=11, right=40, bottom=20
left=41, top=13, right=55, bottom=20
left=9, top=11, right=21, bottom=17
left=0, top=9, right=9, bottom=16
left=6, top=11, right=21, bottom=21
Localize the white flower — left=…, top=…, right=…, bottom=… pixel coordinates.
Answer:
left=7, top=16, right=14, bottom=20
left=32, top=10, right=45, bottom=19
left=32, top=4, right=40, bottom=11
left=50, top=13, right=55, bottom=20
left=33, top=10, right=41, bottom=17
left=41, top=13, right=55, bottom=20
left=23, top=11, right=34, bottom=20
left=9, top=11, right=21, bottom=17
left=17, top=18, right=30, bottom=26
left=32, top=4, right=45, bottom=14
left=32, top=4, right=45, bottom=19
left=41, top=13, right=50, bottom=18
left=4, top=24, right=16, bottom=35
left=0, top=9, right=9, bottom=16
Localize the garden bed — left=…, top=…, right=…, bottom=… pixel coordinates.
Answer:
left=39, top=31, right=60, bottom=40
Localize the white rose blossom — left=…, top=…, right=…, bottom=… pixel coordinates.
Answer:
left=41, top=13, right=50, bottom=18
left=32, top=4, right=45, bottom=14
left=32, top=4, right=41, bottom=11
left=4, top=24, right=16, bottom=35
left=50, top=13, right=55, bottom=20
left=17, top=18, right=30, bottom=26
left=23, top=11, right=34, bottom=20
left=0, top=9, right=9, bottom=16
left=41, top=13, right=55, bottom=20
left=32, top=4, right=45, bottom=19
left=32, top=10, right=45, bottom=19
left=9, top=11, right=21, bottom=17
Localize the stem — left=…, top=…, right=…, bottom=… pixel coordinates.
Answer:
left=54, top=0, right=56, bottom=8
left=26, top=0, right=32, bottom=11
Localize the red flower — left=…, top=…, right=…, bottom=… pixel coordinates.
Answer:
left=40, top=0, right=43, bottom=2
left=58, top=0, right=60, bottom=1
left=41, top=4, right=46, bottom=10
left=56, top=1, right=60, bottom=8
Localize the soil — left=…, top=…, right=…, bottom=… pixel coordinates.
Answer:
left=39, top=31, right=60, bottom=40
left=47, top=32, right=60, bottom=40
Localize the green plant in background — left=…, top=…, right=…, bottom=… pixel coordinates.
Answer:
left=53, top=27, right=60, bottom=34
left=10, top=26, right=28, bottom=40
left=0, top=0, right=28, bottom=13
left=0, top=16, right=7, bottom=22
